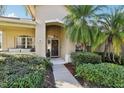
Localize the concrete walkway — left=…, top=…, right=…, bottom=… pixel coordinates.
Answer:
left=51, top=58, right=82, bottom=88
left=51, top=58, right=68, bottom=65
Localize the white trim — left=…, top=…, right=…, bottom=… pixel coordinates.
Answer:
left=25, top=37, right=28, bottom=48
left=16, top=36, right=34, bottom=49
left=0, top=17, right=36, bottom=25
left=45, top=19, right=64, bottom=24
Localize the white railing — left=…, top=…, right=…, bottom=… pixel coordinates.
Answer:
left=8, top=48, right=31, bottom=53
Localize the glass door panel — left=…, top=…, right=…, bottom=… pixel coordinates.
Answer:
left=21, top=37, right=26, bottom=48
left=51, top=40, right=59, bottom=57
left=27, top=37, right=32, bottom=48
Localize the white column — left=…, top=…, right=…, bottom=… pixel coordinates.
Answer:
left=35, top=22, right=46, bottom=57
left=65, top=37, right=75, bottom=62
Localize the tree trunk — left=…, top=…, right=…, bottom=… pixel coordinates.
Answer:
left=86, top=45, right=91, bottom=52
left=81, top=43, right=87, bottom=52
left=112, top=53, right=115, bottom=63
left=104, top=43, right=111, bottom=62
left=118, top=56, right=121, bottom=64
left=104, top=41, right=108, bottom=60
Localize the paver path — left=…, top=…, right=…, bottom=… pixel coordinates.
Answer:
left=51, top=58, right=82, bottom=88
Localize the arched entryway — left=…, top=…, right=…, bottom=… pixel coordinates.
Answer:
left=46, top=22, right=65, bottom=58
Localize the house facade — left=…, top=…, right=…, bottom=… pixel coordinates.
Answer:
left=0, top=16, right=35, bottom=52
left=0, top=5, right=75, bottom=62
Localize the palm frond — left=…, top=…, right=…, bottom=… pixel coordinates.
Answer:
left=0, top=5, right=7, bottom=15
left=64, top=5, right=106, bottom=46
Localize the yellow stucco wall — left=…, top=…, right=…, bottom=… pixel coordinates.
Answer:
left=0, top=26, right=35, bottom=50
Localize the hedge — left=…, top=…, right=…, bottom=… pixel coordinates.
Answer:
left=0, top=54, right=52, bottom=88
left=71, top=52, right=101, bottom=65
left=76, top=63, right=124, bottom=88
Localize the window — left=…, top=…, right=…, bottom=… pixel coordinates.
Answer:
left=16, top=35, right=34, bottom=49
left=0, top=31, right=2, bottom=50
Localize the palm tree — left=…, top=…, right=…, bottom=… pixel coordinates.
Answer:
left=64, top=5, right=106, bottom=52
left=93, top=7, right=124, bottom=62
left=90, top=25, right=108, bottom=52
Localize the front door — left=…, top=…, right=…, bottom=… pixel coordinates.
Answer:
left=51, top=40, right=59, bottom=57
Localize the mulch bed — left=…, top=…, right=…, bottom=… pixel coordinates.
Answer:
left=43, top=67, right=56, bottom=88
left=64, top=63, right=75, bottom=76
left=64, top=63, right=88, bottom=86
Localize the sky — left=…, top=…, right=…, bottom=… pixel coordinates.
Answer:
left=1, top=5, right=121, bottom=19
left=2, top=5, right=32, bottom=19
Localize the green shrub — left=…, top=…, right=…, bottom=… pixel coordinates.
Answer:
left=41, top=58, right=52, bottom=69
left=0, top=54, right=52, bottom=88
left=5, top=54, right=52, bottom=68
left=6, top=70, right=44, bottom=88
left=71, top=52, right=101, bottom=65
left=76, top=63, right=124, bottom=88
left=0, top=53, right=12, bottom=57
left=0, top=57, right=6, bottom=64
